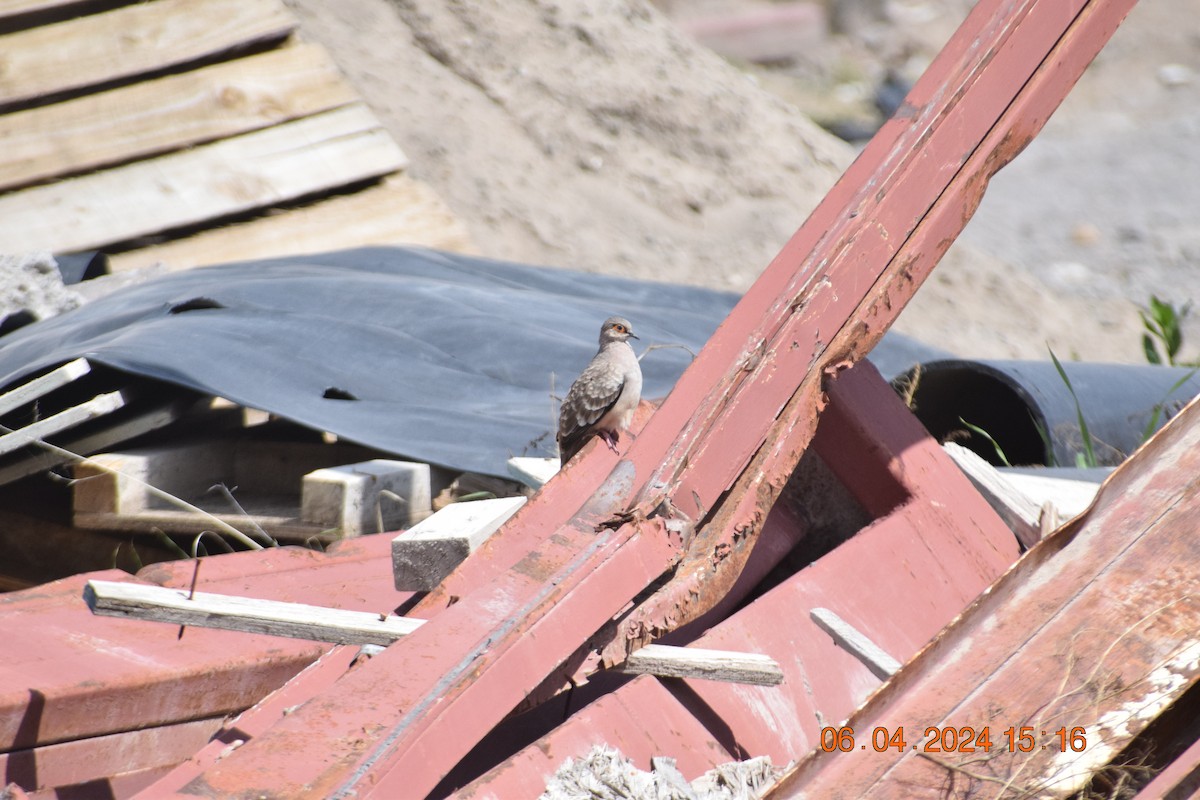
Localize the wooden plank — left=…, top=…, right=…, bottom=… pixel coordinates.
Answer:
left=0, top=398, right=191, bottom=486
left=810, top=607, right=901, bottom=680
left=303, top=460, right=432, bottom=536
left=1001, top=469, right=1102, bottom=520
left=0, top=357, right=89, bottom=416
left=506, top=456, right=559, bottom=489
left=84, top=579, right=425, bottom=647
left=0, top=716, right=223, bottom=794
left=618, top=643, right=784, bottom=686
left=0, top=42, right=358, bottom=192
left=107, top=175, right=472, bottom=272
left=780, top=395, right=1200, bottom=798
left=0, top=104, right=406, bottom=253
left=85, top=580, right=776, bottom=686
left=0, top=391, right=125, bottom=457
left=392, top=496, right=528, bottom=591
left=943, top=442, right=1042, bottom=548
left=0, top=0, right=296, bottom=108
left=0, top=0, right=82, bottom=23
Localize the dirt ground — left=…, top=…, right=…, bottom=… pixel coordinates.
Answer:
left=284, top=0, right=1198, bottom=365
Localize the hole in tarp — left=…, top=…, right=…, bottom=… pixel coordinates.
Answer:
left=323, top=387, right=358, bottom=401
left=168, top=297, right=226, bottom=314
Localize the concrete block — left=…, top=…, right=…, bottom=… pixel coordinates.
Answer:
left=392, top=495, right=527, bottom=591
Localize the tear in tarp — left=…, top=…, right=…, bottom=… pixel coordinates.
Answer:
left=0, top=247, right=944, bottom=478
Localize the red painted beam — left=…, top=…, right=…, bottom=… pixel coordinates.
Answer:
left=452, top=675, right=735, bottom=799
left=0, top=717, right=222, bottom=797
left=591, top=0, right=1135, bottom=662
left=0, top=534, right=401, bottom=788
left=453, top=362, right=1017, bottom=795
left=773, top=387, right=1200, bottom=796
left=169, top=517, right=685, bottom=798
left=413, top=0, right=1079, bottom=616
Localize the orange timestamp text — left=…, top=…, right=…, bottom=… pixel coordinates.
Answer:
left=819, top=726, right=1087, bottom=754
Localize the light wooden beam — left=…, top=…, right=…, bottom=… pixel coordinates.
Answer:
left=942, top=442, right=1041, bottom=548
left=392, top=496, right=527, bottom=591
left=84, top=579, right=424, bottom=647
left=0, top=391, right=125, bottom=458
left=810, top=607, right=901, bottom=681
left=0, top=357, right=89, bottom=417
left=108, top=176, right=472, bottom=273
left=83, top=579, right=782, bottom=686
left=618, top=643, right=784, bottom=687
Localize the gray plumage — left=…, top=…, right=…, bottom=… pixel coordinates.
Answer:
left=557, top=316, right=643, bottom=464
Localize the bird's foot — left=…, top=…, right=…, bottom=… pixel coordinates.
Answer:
left=599, top=429, right=620, bottom=453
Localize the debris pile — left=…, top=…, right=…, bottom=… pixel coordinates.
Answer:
left=0, top=0, right=1198, bottom=798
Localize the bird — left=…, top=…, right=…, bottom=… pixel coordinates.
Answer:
left=557, top=316, right=643, bottom=464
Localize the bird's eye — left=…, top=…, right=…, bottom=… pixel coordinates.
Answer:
left=614, top=324, right=626, bottom=333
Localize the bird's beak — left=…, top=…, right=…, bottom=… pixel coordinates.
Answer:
left=630, top=333, right=640, bottom=340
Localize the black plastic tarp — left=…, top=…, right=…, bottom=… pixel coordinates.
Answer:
left=0, top=247, right=943, bottom=477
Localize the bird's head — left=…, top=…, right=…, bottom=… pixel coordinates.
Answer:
left=600, top=316, right=638, bottom=345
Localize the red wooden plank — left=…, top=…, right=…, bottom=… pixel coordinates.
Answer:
left=0, top=717, right=222, bottom=796
left=144, top=646, right=360, bottom=795
left=408, top=0, right=1055, bottom=617
left=453, top=676, right=734, bottom=799
left=0, top=534, right=400, bottom=752
left=479, top=363, right=1016, bottom=784
left=169, top=518, right=684, bottom=799
left=1133, top=735, right=1200, bottom=799
left=667, top=363, right=1017, bottom=763
left=774, top=397, right=1200, bottom=797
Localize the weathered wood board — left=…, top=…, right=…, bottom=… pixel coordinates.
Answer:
left=0, top=0, right=296, bottom=108
left=0, top=0, right=473, bottom=269
left=0, top=42, right=358, bottom=192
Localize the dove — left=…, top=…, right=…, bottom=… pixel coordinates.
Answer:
left=557, top=316, right=643, bottom=464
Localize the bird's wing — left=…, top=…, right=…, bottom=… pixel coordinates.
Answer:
left=557, top=362, right=626, bottom=460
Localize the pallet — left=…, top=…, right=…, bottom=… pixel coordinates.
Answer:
left=0, top=0, right=471, bottom=268
left=73, top=439, right=434, bottom=544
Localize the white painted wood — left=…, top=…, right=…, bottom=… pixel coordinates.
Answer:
left=506, top=456, right=560, bottom=489
left=0, top=391, right=125, bottom=458
left=943, top=442, right=1042, bottom=549
left=0, top=358, right=90, bottom=417
left=84, top=579, right=424, bottom=647
left=810, top=607, right=901, bottom=680
left=618, top=643, right=784, bottom=686
left=0, top=104, right=406, bottom=253
left=302, top=459, right=432, bottom=536
left=391, top=496, right=527, bottom=590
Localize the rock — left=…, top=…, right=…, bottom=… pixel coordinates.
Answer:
left=1157, top=63, right=1195, bottom=88
left=0, top=253, right=83, bottom=333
